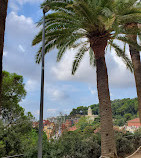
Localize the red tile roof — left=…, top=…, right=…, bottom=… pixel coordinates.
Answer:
left=43, top=120, right=51, bottom=125
left=68, top=126, right=77, bottom=131
left=127, top=118, right=140, bottom=123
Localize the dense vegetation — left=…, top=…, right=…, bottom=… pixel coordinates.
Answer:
left=22, top=128, right=141, bottom=158
left=70, top=98, right=138, bottom=126
left=0, top=71, right=141, bottom=158
left=0, top=71, right=35, bottom=157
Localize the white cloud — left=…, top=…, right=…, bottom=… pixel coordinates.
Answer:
left=6, top=12, right=36, bottom=39
left=51, top=46, right=135, bottom=89
left=9, top=0, right=44, bottom=12
left=18, top=44, right=25, bottom=52
left=51, top=48, right=97, bottom=84
left=108, top=49, right=135, bottom=88
left=46, top=85, right=69, bottom=101
left=89, top=86, right=97, bottom=95
left=25, top=79, right=39, bottom=92
left=4, top=11, right=41, bottom=81
left=9, top=2, right=19, bottom=12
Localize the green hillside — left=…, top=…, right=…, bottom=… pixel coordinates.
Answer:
left=70, top=98, right=138, bottom=126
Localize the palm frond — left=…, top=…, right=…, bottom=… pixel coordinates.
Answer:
left=117, top=36, right=141, bottom=51
left=41, top=0, right=73, bottom=11
left=33, top=0, right=140, bottom=76
left=56, top=36, right=78, bottom=62
left=89, top=47, right=96, bottom=67
left=72, top=46, right=88, bottom=75
left=32, top=30, right=42, bottom=46
left=35, top=47, right=42, bottom=64
left=109, top=41, right=133, bottom=72
left=118, top=13, right=141, bottom=24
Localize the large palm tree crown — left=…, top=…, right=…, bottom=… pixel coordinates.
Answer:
left=33, top=0, right=134, bottom=74
left=114, top=0, right=141, bottom=44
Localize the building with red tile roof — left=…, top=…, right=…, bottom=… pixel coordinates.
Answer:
left=126, top=118, right=141, bottom=133
left=68, top=126, right=77, bottom=132
left=127, top=118, right=141, bottom=127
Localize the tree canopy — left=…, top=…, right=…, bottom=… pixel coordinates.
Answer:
left=1, top=71, right=26, bottom=124
left=70, top=98, right=138, bottom=126
left=0, top=71, right=35, bottom=157
left=31, top=0, right=141, bottom=73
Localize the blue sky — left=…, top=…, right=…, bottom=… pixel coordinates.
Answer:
left=3, top=0, right=137, bottom=119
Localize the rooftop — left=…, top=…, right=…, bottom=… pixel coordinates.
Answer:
left=127, top=118, right=141, bottom=123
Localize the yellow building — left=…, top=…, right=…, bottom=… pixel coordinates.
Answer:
left=43, top=120, right=55, bottom=139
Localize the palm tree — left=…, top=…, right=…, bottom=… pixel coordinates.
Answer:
left=115, top=0, right=141, bottom=122
left=0, top=0, right=8, bottom=115
left=33, top=0, right=135, bottom=157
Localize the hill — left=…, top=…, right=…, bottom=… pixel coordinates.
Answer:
left=69, top=98, right=138, bottom=126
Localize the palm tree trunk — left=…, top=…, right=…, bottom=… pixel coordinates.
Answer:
left=95, top=55, right=117, bottom=158
left=0, top=0, right=8, bottom=115
left=128, top=35, right=141, bottom=123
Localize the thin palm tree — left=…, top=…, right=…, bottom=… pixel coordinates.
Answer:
left=33, top=0, right=136, bottom=157
left=0, top=0, right=8, bottom=115
left=115, top=0, right=141, bottom=122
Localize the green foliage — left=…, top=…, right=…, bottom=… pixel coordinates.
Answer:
left=115, top=0, right=141, bottom=24
left=23, top=128, right=141, bottom=158
left=69, top=98, right=138, bottom=126
left=23, top=130, right=50, bottom=158
left=49, top=131, right=101, bottom=158
left=70, top=106, right=88, bottom=116
left=32, top=0, right=137, bottom=74
left=116, top=129, right=141, bottom=158
left=112, top=98, right=138, bottom=125
left=2, top=71, right=26, bottom=103
left=92, top=117, right=100, bottom=128
left=0, top=113, right=34, bottom=157
left=76, top=116, right=90, bottom=130
left=83, top=126, right=95, bottom=135
left=1, top=71, right=26, bottom=123
left=0, top=71, right=36, bottom=158
left=116, top=133, right=134, bottom=158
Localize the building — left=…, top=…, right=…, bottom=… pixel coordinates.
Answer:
left=65, top=119, right=73, bottom=128
left=68, top=126, right=77, bottom=132
left=127, top=118, right=141, bottom=127
left=32, top=121, right=39, bottom=128
left=61, top=123, right=67, bottom=133
left=43, top=120, right=55, bottom=139
left=126, top=118, right=141, bottom=133
left=86, top=107, right=98, bottom=122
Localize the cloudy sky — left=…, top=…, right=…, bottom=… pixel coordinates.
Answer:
left=3, top=0, right=137, bottom=119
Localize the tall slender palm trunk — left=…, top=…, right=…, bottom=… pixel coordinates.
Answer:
left=96, top=55, right=117, bottom=158
left=126, top=23, right=141, bottom=123
left=0, top=0, right=8, bottom=115
left=128, top=34, right=141, bottom=123
left=91, top=37, right=117, bottom=157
